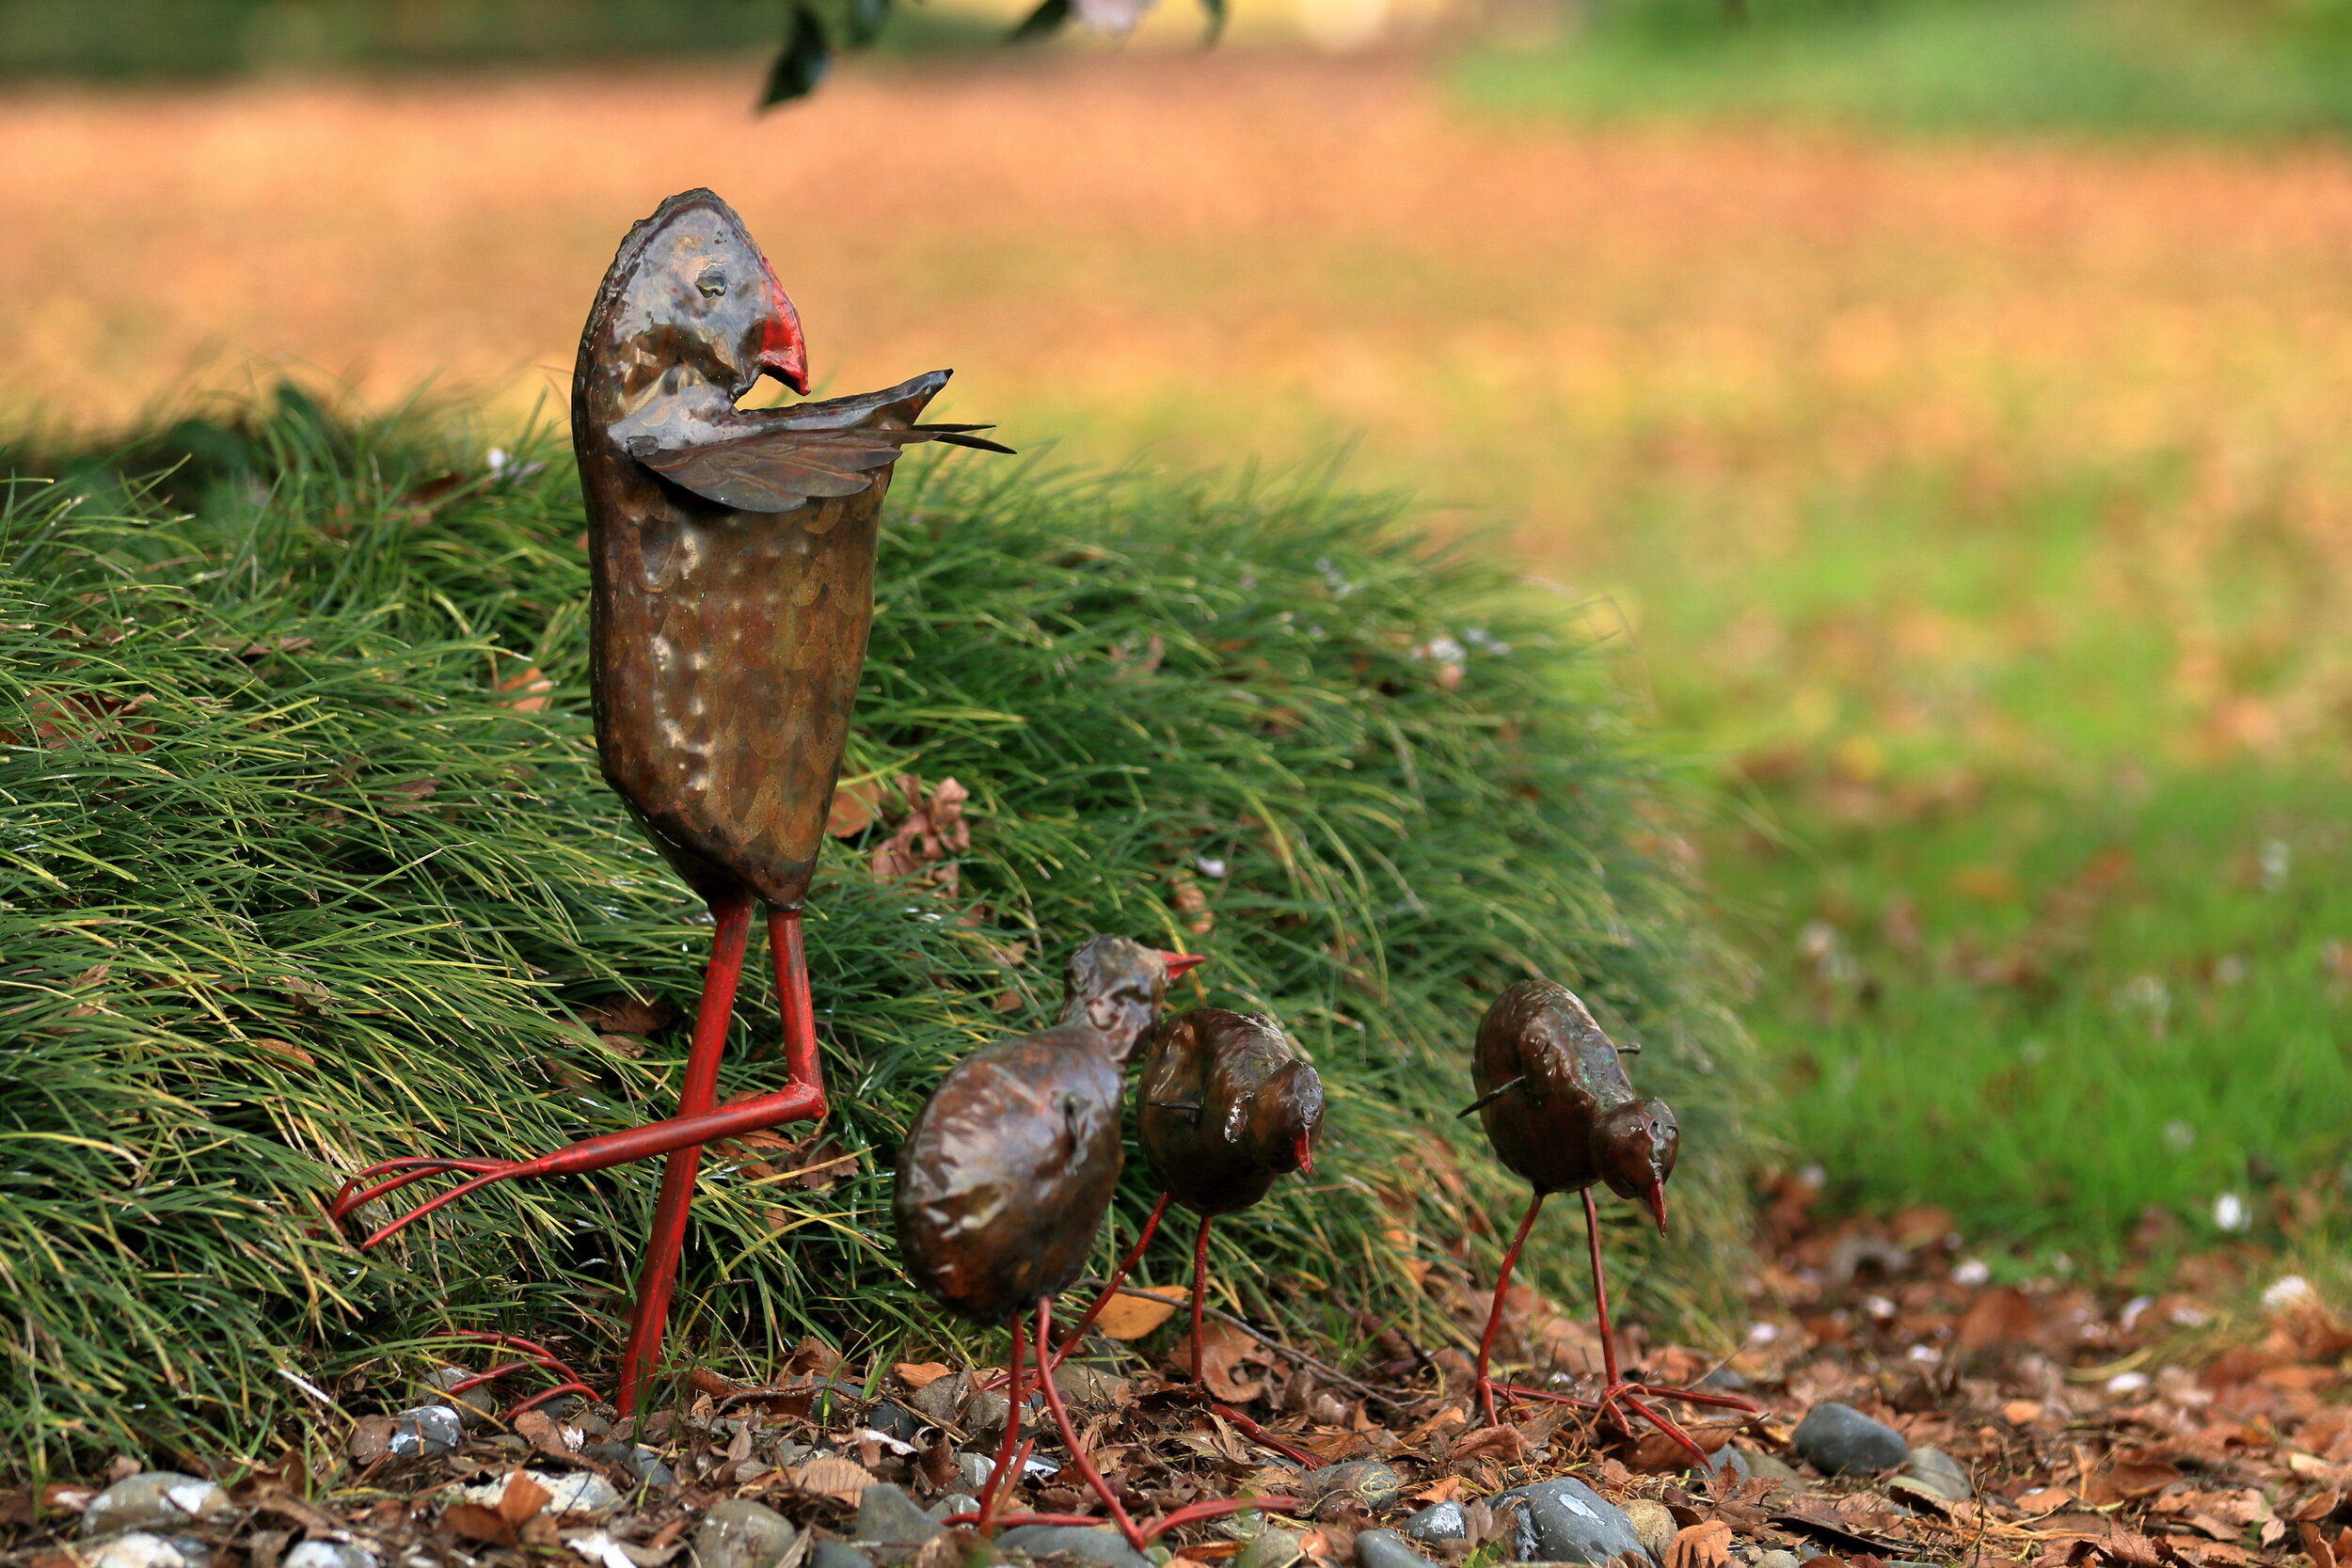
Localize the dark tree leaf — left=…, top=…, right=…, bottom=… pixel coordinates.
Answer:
left=1008, top=0, right=1071, bottom=42
left=759, top=4, right=831, bottom=108
left=845, top=0, right=890, bottom=48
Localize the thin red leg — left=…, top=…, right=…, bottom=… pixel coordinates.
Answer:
left=1165, top=1213, right=1319, bottom=1465
left=1473, top=1190, right=1547, bottom=1427
left=1187, top=1213, right=1213, bottom=1388
left=1047, top=1192, right=1170, bottom=1373
left=615, top=889, right=756, bottom=1414
left=1034, top=1297, right=1147, bottom=1550
left=976, top=1313, right=1028, bottom=1535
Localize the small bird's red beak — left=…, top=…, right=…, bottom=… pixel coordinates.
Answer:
left=1295, top=1132, right=1315, bottom=1177
left=757, top=271, right=810, bottom=396
left=1157, top=950, right=1207, bottom=978
left=1645, top=1180, right=1669, bottom=1237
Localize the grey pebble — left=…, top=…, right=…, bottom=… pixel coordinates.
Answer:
left=282, top=1544, right=379, bottom=1568
left=1354, top=1530, right=1435, bottom=1568
left=1735, top=1448, right=1803, bottom=1485
left=1400, top=1502, right=1467, bottom=1546
left=582, top=1441, right=675, bottom=1489
left=811, top=1542, right=876, bottom=1568
left=1296, top=1463, right=1403, bottom=1515
left=80, top=1534, right=212, bottom=1568
left=1756, top=1553, right=1801, bottom=1568
left=906, top=1373, right=967, bottom=1428
left=1698, top=1446, right=1752, bottom=1484
left=953, top=1452, right=997, bottom=1494
left=416, top=1368, right=492, bottom=1429
left=926, top=1495, right=979, bottom=1524
left=1898, top=1447, right=1972, bottom=1501
left=81, top=1475, right=230, bottom=1539
left=997, top=1526, right=1155, bottom=1568
left=1050, top=1365, right=1129, bottom=1411
left=1791, top=1402, right=1907, bottom=1476
left=866, top=1403, right=927, bottom=1446
left=387, top=1405, right=463, bottom=1459
left=1233, top=1528, right=1307, bottom=1568
left=1486, top=1478, right=1650, bottom=1567
left=1696, top=1367, right=1747, bottom=1393
left=695, top=1499, right=800, bottom=1568
left=1619, top=1500, right=1675, bottom=1560
left=852, top=1485, right=942, bottom=1556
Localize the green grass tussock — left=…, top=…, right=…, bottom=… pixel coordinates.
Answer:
left=0, top=389, right=1756, bottom=1480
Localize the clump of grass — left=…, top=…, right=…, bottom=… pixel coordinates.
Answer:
left=0, top=388, right=1756, bottom=1480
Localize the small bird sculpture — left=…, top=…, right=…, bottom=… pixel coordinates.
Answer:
left=894, top=937, right=1202, bottom=1548
left=1053, top=1008, right=1322, bottom=1460
left=1464, top=980, right=1757, bottom=1466
left=327, top=188, right=1009, bottom=1413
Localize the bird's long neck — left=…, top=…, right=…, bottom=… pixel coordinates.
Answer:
left=1057, top=991, right=1152, bottom=1057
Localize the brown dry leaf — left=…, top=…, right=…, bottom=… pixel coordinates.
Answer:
left=895, top=1361, right=953, bottom=1389
left=494, top=662, right=552, bottom=712
left=2017, top=1488, right=2074, bottom=1515
left=787, top=1456, right=878, bottom=1507
left=868, top=776, right=973, bottom=895
left=2097, top=1523, right=2165, bottom=1568
left=1402, top=1407, right=1469, bottom=1446
left=511, top=1409, right=575, bottom=1464
left=827, top=776, right=888, bottom=838
left=1181, top=1320, right=1267, bottom=1402
left=1410, top=1476, right=1465, bottom=1505
left=2302, top=1523, right=2338, bottom=1568
left=2089, top=1458, right=2184, bottom=1504
left=250, top=1037, right=315, bottom=1068
left=1451, top=1425, right=1525, bottom=1463
left=1096, top=1287, right=1186, bottom=1340
left=439, top=1503, right=515, bottom=1545
left=1959, top=1287, right=2042, bottom=1352
left=1668, top=1521, right=1735, bottom=1568
left=2004, top=1401, right=2047, bottom=1425
left=498, top=1470, right=550, bottom=1527
left=580, top=996, right=674, bottom=1037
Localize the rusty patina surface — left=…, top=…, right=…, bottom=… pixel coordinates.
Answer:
left=1138, top=1006, right=1323, bottom=1218
left=1471, top=979, right=1677, bottom=1212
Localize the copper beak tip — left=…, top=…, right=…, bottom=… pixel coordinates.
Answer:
left=1647, top=1181, right=1669, bottom=1236
left=1158, top=950, right=1208, bottom=977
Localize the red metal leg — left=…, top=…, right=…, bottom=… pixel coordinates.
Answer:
left=1047, top=1192, right=1170, bottom=1373
left=1187, top=1213, right=1213, bottom=1388
left=1573, top=1188, right=1760, bottom=1470
left=1034, top=1298, right=1147, bottom=1550
left=326, top=895, right=833, bottom=1415
left=616, top=889, right=756, bottom=1414
left=975, top=1312, right=1029, bottom=1535
left=1473, top=1190, right=1547, bottom=1427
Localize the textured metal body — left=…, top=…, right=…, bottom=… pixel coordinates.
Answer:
left=1139, top=1006, right=1323, bottom=1217
left=1472, top=979, right=1675, bottom=1199
left=574, top=192, right=884, bottom=907
left=893, top=938, right=1184, bottom=1328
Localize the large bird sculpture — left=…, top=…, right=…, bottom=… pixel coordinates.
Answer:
left=328, top=188, right=1009, bottom=1413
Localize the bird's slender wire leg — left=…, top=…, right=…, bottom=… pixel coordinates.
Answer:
left=1045, top=1192, right=1171, bottom=1373
left=975, top=1312, right=1029, bottom=1535
left=1034, top=1297, right=1147, bottom=1551
left=615, top=904, right=831, bottom=1413
left=1473, top=1190, right=1548, bottom=1428
left=615, top=888, right=758, bottom=1415
left=1174, top=1214, right=1321, bottom=1466
left=1576, top=1188, right=1757, bottom=1471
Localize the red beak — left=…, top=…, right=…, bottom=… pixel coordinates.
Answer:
left=757, top=268, right=811, bottom=396
left=1295, top=1132, right=1315, bottom=1177
left=1156, top=950, right=1207, bottom=978
left=1645, top=1180, right=1669, bottom=1237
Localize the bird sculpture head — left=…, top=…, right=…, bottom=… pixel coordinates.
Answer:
left=1249, top=1058, right=1325, bottom=1178
left=1592, top=1097, right=1679, bottom=1235
left=595, top=188, right=810, bottom=410
left=1057, top=936, right=1206, bottom=1058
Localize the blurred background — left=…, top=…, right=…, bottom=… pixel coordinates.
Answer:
left=6, top=0, right=2350, bottom=1268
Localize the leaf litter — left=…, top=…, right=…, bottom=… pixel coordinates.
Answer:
left=7, top=1181, right=2344, bottom=1568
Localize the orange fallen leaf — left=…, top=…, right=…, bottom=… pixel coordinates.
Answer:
left=896, top=1362, right=953, bottom=1389
left=788, top=1456, right=878, bottom=1506
left=1095, top=1288, right=1186, bottom=1341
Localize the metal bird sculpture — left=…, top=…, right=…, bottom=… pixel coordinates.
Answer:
left=327, top=188, right=1009, bottom=1413
left=894, top=936, right=1202, bottom=1548
left=1052, top=1007, right=1322, bottom=1461
left=1464, top=980, right=1758, bottom=1466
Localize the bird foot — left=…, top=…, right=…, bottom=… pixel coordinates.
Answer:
left=426, top=1331, right=598, bottom=1419
left=1478, top=1375, right=1757, bottom=1472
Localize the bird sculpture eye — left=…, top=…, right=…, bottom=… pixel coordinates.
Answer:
left=696, top=269, right=728, bottom=299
